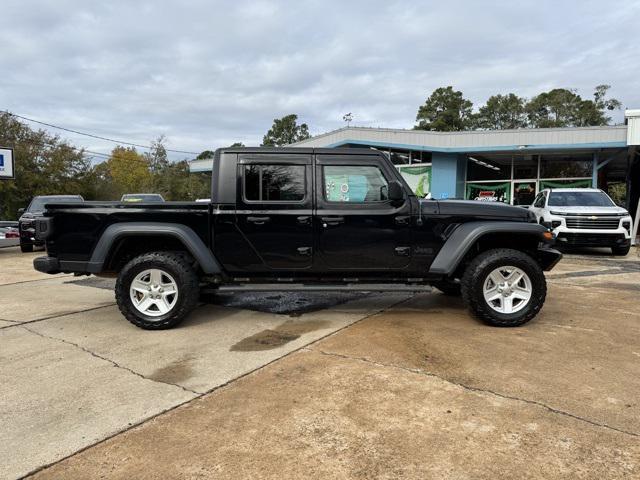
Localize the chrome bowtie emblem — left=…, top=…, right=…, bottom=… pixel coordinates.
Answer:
left=589, top=216, right=598, bottom=220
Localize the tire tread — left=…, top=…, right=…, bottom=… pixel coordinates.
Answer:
left=461, top=248, right=546, bottom=327
left=115, top=251, right=200, bottom=330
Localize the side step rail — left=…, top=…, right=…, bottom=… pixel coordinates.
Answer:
left=215, top=284, right=434, bottom=293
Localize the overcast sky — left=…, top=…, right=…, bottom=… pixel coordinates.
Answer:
left=2, top=0, right=639, bottom=161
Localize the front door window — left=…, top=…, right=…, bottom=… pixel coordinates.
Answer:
left=323, top=165, right=389, bottom=203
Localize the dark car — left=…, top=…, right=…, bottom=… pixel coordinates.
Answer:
left=19, top=195, right=83, bottom=252
left=33, top=148, right=561, bottom=330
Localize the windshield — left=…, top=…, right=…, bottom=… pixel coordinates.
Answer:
left=548, top=191, right=614, bottom=207
left=121, top=194, right=164, bottom=202
left=28, top=196, right=81, bottom=212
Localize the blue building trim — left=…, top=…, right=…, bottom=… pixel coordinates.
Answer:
left=431, top=153, right=463, bottom=199
left=327, top=139, right=628, bottom=153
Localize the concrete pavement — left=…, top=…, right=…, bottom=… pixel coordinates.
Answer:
left=0, top=247, right=409, bottom=479
left=1, top=246, right=639, bottom=479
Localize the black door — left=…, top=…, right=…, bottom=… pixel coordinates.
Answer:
left=235, top=154, right=313, bottom=271
left=314, top=155, right=412, bottom=271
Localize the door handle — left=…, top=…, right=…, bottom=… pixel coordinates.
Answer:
left=247, top=216, right=271, bottom=225
left=395, top=215, right=411, bottom=225
left=321, top=216, right=344, bottom=227
left=297, top=246, right=312, bottom=256
left=296, top=216, right=312, bottom=225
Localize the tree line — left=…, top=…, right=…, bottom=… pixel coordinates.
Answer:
left=0, top=85, right=623, bottom=219
left=415, top=85, right=621, bottom=131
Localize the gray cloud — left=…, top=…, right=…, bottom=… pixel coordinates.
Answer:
left=1, top=0, right=638, bottom=160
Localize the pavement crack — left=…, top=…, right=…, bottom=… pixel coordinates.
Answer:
left=20, top=325, right=202, bottom=395
left=311, top=348, right=640, bottom=439
left=0, top=304, right=117, bottom=330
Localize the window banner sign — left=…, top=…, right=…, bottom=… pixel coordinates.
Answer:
left=397, top=165, right=431, bottom=197
left=0, top=147, right=15, bottom=180
left=539, top=179, right=591, bottom=189
left=466, top=182, right=511, bottom=203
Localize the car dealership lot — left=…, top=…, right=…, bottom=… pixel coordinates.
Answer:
left=1, top=246, right=639, bottom=479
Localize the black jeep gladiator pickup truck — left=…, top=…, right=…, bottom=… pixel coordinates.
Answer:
left=33, top=147, right=561, bottom=330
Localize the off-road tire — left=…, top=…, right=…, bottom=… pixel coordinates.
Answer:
left=461, top=248, right=546, bottom=327
left=20, top=243, right=33, bottom=253
left=115, top=251, right=200, bottom=330
left=432, top=281, right=462, bottom=296
left=611, top=245, right=631, bottom=256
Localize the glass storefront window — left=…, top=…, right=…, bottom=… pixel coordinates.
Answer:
left=540, top=154, right=593, bottom=178
left=398, top=165, right=431, bottom=198
left=465, top=182, right=511, bottom=203
left=466, top=156, right=511, bottom=181
left=513, top=181, right=536, bottom=205
left=513, top=155, right=538, bottom=179
left=539, top=179, right=592, bottom=189
left=389, top=150, right=409, bottom=165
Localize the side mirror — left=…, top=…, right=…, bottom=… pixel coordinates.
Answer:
left=17, top=208, right=25, bottom=214
left=388, top=181, right=404, bottom=205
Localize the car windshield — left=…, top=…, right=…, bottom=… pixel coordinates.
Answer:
left=547, top=191, right=614, bottom=207
left=28, top=196, right=81, bottom=212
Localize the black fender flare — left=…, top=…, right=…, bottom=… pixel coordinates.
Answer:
left=86, top=222, right=222, bottom=274
left=428, top=221, right=549, bottom=276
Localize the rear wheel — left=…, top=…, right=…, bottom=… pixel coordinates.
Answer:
left=20, top=243, right=33, bottom=253
left=115, top=251, right=200, bottom=330
left=461, top=248, right=546, bottom=327
left=611, top=244, right=630, bottom=256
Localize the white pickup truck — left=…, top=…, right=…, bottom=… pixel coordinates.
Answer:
left=529, top=188, right=633, bottom=255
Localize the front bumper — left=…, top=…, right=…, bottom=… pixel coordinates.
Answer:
left=555, top=232, right=630, bottom=247
left=535, top=246, right=563, bottom=271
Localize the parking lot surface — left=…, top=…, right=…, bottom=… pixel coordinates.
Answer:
left=1, top=246, right=639, bottom=479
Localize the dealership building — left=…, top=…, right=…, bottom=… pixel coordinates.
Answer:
left=190, top=110, right=640, bottom=216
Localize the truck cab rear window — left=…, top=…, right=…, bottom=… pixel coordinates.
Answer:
left=243, top=165, right=306, bottom=202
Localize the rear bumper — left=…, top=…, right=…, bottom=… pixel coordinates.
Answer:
left=33, top=256, right=61, bottom=274
left=34, top=256, right=99, bottom=275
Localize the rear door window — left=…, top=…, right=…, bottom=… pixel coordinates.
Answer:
left=243, top=165, right=306, bottom=202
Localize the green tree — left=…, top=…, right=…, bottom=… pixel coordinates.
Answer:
left=474, top=93, right=528, bottom=130
left=0, top=112, right=94, bottom=219
left=145, top=135, right=169, bottom=176
left=229, top=142, right=245, bottom=147
left=106, top=146, right=152, bottom=197
left=526, top=88, right=583, bottom=128
left=196, top=150, right=215, bottom=159
left=526, top=86, right=621, bottom=128
left=415, top=86, right=474, bottom=131
left=574, top=84, right=622, bottom=126
left=262, top=114, right=310, bottom=146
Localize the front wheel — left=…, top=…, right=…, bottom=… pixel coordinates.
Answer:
left=115, top=252, right=200, bottom=330
left=461, top=248, right=546, bottom=327
left=20, top=242, right=33, bottom=253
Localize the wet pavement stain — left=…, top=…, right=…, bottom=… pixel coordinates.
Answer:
left=148, top=356, right=195, bottom=384
left=231, top=319, right=331, bottom=352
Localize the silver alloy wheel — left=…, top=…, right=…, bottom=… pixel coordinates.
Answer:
left=482, top=266, right=532, bottom=314
left=129, top=269, right=179, bottom=318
